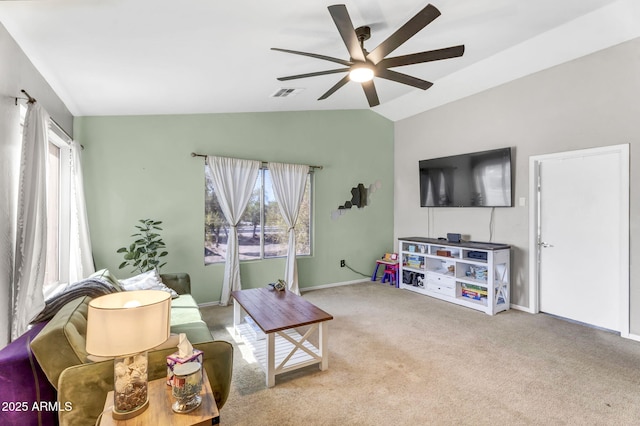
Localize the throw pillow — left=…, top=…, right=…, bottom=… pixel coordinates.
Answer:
left=120, top=270, right=179, bottom=298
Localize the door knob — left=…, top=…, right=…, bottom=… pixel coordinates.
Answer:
left=539, top=241, right=554, bottom=248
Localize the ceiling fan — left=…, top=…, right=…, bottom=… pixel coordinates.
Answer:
left=271, top=3, right=465, bottom=107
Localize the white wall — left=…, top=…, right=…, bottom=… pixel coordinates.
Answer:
left=0, top=24, right=73, bottom=345
left=394, top=37, right=640, bottom=331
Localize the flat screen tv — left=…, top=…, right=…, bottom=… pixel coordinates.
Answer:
left=419, top=147, right=512, bottom=207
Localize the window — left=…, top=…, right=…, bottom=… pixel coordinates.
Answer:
left=44, top=141, right=60, bottom=286
left=204, top=166, right=312, bottom=264
left=19, top=104, right=71, bottom=296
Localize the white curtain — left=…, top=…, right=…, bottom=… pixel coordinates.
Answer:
left=1, top=97, right=22, bottom=346
left=12, top=103, right=49, bottom=340
left=206, top=156, right=260, bottom=305
left=68, top=140, right=95, bottom=282
left=269, top=162, right=309, bottom=295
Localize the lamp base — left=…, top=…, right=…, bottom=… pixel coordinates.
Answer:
left=112, top=399, right=149, bottom=420
left=112, top=352, right=149, bottom=420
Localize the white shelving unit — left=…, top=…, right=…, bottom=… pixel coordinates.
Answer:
left=398, top=237, right=511, bottom=315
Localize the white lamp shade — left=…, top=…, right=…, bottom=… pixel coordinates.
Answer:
left=86, top=290, right=171, bottom=357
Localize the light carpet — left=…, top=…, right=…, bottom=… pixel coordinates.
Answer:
left=200, top=282, right=640, bottom=425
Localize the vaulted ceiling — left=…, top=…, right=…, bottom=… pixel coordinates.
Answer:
left=1, top=0, right=638, bottom=121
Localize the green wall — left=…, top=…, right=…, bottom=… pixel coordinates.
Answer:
left=75, top=110, right=394, bottom=304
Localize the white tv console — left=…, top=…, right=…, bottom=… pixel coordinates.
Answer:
left=398, top=237, right=510, bottom=315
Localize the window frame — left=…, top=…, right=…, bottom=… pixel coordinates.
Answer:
left=47, top=127, right=72, bottom=294
left=204, top=166, right=314, bottom=264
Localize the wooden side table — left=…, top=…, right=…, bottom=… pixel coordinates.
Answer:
left=99, top=368, right=219, bottom=425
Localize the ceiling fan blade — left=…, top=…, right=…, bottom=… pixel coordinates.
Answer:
left=361, top=80, right=380, bottom=107
left=277, top=68, right=350, bottom=81
left=367, top=4, right=441, bottom=64
left=318, top=75, right=350, bottom=100
left=328, top=4, right=366, bottom=62
left=379, top=45, right=465, bottom=68
left=271, top=48, right=353, bottom=66
left=376, top=68, right=433, bottom=90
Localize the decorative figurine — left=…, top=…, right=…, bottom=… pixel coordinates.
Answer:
left=269, top=279, right=286, bottom=291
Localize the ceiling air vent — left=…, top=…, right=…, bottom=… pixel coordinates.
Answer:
left=271, top=88, right=304, bottom=98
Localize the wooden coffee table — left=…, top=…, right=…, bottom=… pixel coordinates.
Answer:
left=231, top=288, right=333, bottom=387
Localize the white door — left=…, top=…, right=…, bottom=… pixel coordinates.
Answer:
left=532, top=145, right=629, bottom=332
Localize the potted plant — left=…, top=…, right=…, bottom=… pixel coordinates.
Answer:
left=117, top=219, right=169, bottom=273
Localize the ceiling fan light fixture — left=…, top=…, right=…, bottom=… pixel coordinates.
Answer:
left=349, top=65, right=374, bottom=82
left=272, top=4, right=464, bottom=107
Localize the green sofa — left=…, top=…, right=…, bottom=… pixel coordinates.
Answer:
left=29, top=273, right=233, bottom=425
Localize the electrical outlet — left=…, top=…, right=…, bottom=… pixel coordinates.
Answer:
left=340, top=259, right=345, bottom=267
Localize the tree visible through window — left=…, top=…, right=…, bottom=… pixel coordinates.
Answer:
left=204, top=166, right=311, bottom=264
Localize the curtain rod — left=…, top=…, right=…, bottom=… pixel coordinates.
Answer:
left=20, top=89, right=36, bottom=104
left=16, top=89, right=76, bottom=143
left=14, top=89, right=36, bottom=105
left=190, top=152, right=323, bottom=170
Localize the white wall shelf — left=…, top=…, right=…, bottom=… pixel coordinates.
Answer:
left=398, top=237, right=511, bottom=315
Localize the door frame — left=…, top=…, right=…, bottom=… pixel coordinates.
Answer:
left=528, top=144, right=629, bottom=337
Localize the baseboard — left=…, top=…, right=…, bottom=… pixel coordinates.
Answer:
left=301, top=279, right=368, bottom=293
left=198, top=279, right=366, bottom=307
left=508, top=304, right=637, bottom=343
left=624, top=333, right=640, bottom=342
left=510, top=303, right=535, bottom=313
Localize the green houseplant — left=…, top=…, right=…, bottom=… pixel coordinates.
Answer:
left=117, top=219, right=168, bottom=273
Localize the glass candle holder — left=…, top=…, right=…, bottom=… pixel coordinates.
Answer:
left=171, top=362, right=203, bottom=413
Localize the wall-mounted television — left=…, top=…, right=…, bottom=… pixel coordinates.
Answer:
left=419, top=147, right=512, bottom=207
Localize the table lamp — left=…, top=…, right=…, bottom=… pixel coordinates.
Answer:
left=86, top=290, right=171, bottom=420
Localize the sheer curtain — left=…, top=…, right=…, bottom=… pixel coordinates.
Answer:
left=68, top=140, right=95, bottom=282
left=206, top=156, right=260, bottom=305
left=1, top=97, right=21, bottom=346
left=12, top=103, right=49, bottom=340
left=269, top=162, right=309, bottom=295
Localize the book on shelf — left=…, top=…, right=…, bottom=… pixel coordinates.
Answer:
left=461, top=290, right=484, bottom=299
left=461, top=288, right=487, bottom=296
left=405, top=254, right=422, bottom=269
left=461, top=291, right=487, bottom=301
left=461, top=283, right=487, bottom=293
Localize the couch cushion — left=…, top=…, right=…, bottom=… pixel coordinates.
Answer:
left=170, top=295, right=212, bottom=344
left=30, top=296, right=91, bottom=390
left=170, top=294, right=203, bottom=324
left=170, top=322, right=213, bottom=344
